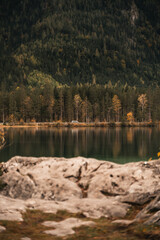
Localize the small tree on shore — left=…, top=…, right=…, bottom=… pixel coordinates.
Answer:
left=127, top=112, right=134, bottom=123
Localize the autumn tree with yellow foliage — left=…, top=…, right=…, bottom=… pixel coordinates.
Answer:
left=112, top=95, right=121, bottom=122
left=127, top=112, right=134, bottom=123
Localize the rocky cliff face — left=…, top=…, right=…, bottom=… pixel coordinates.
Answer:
left=0, top=156, right=160, bottom=225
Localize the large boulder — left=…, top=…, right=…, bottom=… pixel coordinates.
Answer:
left=0, top=156, right=160, bottom=224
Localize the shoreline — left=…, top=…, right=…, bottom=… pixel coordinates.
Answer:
left=0, top=121, right=158, bottom=128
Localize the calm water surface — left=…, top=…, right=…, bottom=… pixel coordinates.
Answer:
left=0, top=127, right=160, bottom=163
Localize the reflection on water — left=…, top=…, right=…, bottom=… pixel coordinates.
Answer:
left=0, top=127, right=160, bottom=163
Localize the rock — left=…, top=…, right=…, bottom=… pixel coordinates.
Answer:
left=21, top=238, right=31, bottom=240
left=0, top=195, right=129, bottom=220
left=43, top=218, right=95, bottom=237
left=1, top=157, right=83, bottom=201
left=117, top=192, right=156, bottom=205
left=86, top=161, right=160, bottom=199
left=135, top=193, right=160, bottom=222
left=0, top=195, right=25, bottom=221
left=112, top=219, right=135, bottom=226
left=0, top=225, right=6, bottom=232
left=0, top=156, right=160, bottom=224
left=144, top=211, right=160, bottom=225
left=1, top=156, right=160, bottom=202
left=70, top=198, right=129, bottom=219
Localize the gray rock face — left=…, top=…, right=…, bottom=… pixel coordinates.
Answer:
left=0, top=156, right=160, bottom=225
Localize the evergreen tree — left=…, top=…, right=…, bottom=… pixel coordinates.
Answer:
left=74, top=94, right=82, bottom=121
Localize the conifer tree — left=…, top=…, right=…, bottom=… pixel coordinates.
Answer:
left=74, top=94, right=82, bottom=121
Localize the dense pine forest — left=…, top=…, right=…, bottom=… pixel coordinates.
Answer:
left=0, top=0, right=160, bottom=123
left=0, top=84, right=160, bottom=123
left=0, top=0, right=160, bottom=87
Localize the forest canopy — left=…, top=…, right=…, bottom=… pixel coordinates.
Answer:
left=0, top=0, right=160, bottom=88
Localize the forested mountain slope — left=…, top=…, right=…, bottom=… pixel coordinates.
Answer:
left=0, top=0, right=160, bottom=88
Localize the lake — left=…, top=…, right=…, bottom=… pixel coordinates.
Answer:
left=0, top=127, right=160, bottom=163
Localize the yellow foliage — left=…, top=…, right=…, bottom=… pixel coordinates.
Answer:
left=30, top=55, right=37, bottom=65
left=127, top=112, right=134, bottom=122
left=0, top=129, right=5, bottom=146
left=84, top=35, right=90, bottom=39
left=0, top=131, right=4, bottom=135
left=31, top=118, right=36, bottom=123
left=112, top=95, right=121, bottom=122
left=157, top=152, right=160, bottom=158
left=121, top=59, right=126, bottom=69
left=19, top=118, right=24, bottom=124
left=8, top=114, right=16, bottom=123
left=112, top=95, right=121, bottom=112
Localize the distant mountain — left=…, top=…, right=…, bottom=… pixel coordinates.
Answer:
left=0, top=0, right=160, bottom=88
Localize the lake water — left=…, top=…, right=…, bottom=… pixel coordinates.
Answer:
left=0, top=127, right=160, bottom=163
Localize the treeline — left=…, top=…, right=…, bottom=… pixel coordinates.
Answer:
left=0, top=83, right=160, bottom=123
left=0, top=0, right=160, bottom=87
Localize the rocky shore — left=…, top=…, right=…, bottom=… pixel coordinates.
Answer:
left=0, top=156, right=160, bottom=230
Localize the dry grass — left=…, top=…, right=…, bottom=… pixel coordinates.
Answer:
left=0, top=208, right=160, bottom=240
